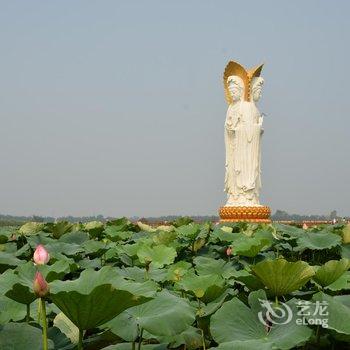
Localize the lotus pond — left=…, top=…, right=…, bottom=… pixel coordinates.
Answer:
left=0, top=218, right=350, bottom=350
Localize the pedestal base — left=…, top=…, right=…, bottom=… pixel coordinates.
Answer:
left=219, top=206, right=271, bottom=223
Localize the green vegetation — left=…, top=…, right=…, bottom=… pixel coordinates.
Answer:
left=0, top=218, right=349, bottom=349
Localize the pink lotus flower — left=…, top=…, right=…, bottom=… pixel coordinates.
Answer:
left=302, top=223, right=308, bottom=230
left=33, top=271, right=49, bottom=297
left=33, top=244, right=50, bottom=265
left=226, top=246, right=232, bottom=256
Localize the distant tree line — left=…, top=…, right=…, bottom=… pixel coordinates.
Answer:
left=0, top=210, right=348, bottom=227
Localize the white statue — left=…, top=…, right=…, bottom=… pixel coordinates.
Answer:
left=223, top=61, right=265, bottom=207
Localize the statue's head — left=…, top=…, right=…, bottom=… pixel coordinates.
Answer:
left=251, top=77, right=264, bottom=101
left=227, top=76, right=244, bottom=102
left=223, top=61, right=264, bottom=104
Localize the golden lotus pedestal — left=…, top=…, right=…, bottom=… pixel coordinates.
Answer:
left=219, top=206, right=271, bottom=223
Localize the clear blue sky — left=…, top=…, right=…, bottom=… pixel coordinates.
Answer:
left=1, top=1, right=349, bottom=217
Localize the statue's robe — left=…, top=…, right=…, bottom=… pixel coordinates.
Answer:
left=224, top=100, right=262, bottom=206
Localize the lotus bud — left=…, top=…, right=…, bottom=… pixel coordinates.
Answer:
left=33, top=244, right=50, bottom=265
left=33, top=271, right=49, bottom=297
left=226, top=246, right=232, bottom=256
left=302, top=223, right=308, bottom=230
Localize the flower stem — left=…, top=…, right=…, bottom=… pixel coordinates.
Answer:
left=138, top=328, right=144, bottom=350
left=40, top=298, right=48, bottom=350
left=26, top=304, right=30, bottom=323
left=78, top=329, right=84, bottom=350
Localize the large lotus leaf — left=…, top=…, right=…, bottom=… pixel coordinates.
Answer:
left=166, top=261, right=193, bottom=282
left=342, top=244, right=350, bottom=259
left=252, top=259, right=315, bottom=296
left=152, top=230, right=177, bottom=245
left=106, top=217, right=134, bottom=232
left=309, top=292, right=350, bottom=335
left=117, top=266, right=167, bottom=283
left=50, top=266, right=152, bottom=330
left=137, top=244, right=177, bottom=268
left=231, top=230, right=273, bottom=257
left=106, top=290, right=195, bottom=339
left=0, top=295, right=27, bottom=324
left=193, top=256, right=235, bottom=279
left=273, top=223, right=305, bottom=239
left=326, top=271, right=350, bottom=291
left=53, top=312, right=79, bottom=344
left=313, top=259, right=350, bottom=287
left=0, top=227, right=16, bottom=243
left=18, top=222, right=45, bottom=235
left=84, top=221, right=105, bottom=238
left=0, top=251, right=25, bottom=272
left=210, top=290, right=312, bottom=350
left=175, top=223, right=201, bottom=240
left=105, top=225, right=133, bottom=241
left=232, top=270, right=265, bottom=291
left=295, top=231, right=341, bottom=251
left=341, top=224, right=350, bottom=243
left=44, top=221, right=73, bottom=239
left=0, top=322, right=54, bottom=349
left=0, top=267, right=36, bottom=305
left=81, top=240, right=109, bottom=256
left=209, top=226, right=237, bottom=243
left=156, top=326, right=203, bottom=350
left=59, top=231, right=90, bottom=245
left=45, top=241, right=84, bottom=258
left=176, top=273, right=225, bottom=302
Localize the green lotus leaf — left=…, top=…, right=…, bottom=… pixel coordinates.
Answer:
left=175, top=223, right=201, bottom=240
left=18, top=222, right=45, bottom=235
left=157, top=326, right=203, bottom=350
left=44, top=221, right=73, bottom=239
left=193, top=256, right=235, bottom=279
left=137, top=244, right=177, bottom=268
left=342, top=224, right=350, bottom=243
left=81, top=240, right=109, bottom=256
left=252, top=259, right=315, bottom=296
left=232, top=230, right=273, bottom=257
left=117, top=266, right=166, bottom=283
left=210, top=290, right=312, bottom=349
left=83, top=220, right=105, bottom=238
left=0, top=251, right=25, bottom=272
left=296, top=231, right=342, bottom=251
left=0, top=295, right=27, bottom=324
left=309, top=292, right=350, bottom=335
left=106, top=290, right=195, bottom=339
left=0, top=322, right=54, bottom=349
left=152, top=230, right=177, bottom=245
left=50, top=266, right=153, bottom=330
left=0, top=227, right=16, bottom=244
left=58, top=231, right=90, bottom=245
left=0, top=266, right=36, bottom=305
left=105, top=226, right=133, bottom=241
left=273, top=223, right=305, bottom=239
left=341, top=244, right=350, bottom=259
left=326, top=271, right=350, bottom=291
left=209, top=226, right=237, bottom=243
left=53, top=312, right=79, bottom=344
left=166, top=261, right=193, bottom=282
left=313, top=259, right=350, bottom=287
left=176, top=273, right=225, bottom=302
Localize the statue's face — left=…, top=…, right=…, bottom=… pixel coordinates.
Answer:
left=251, top=77, right=264, bottom=101
left=227, top=76, right=244, bottom=102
